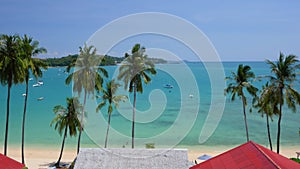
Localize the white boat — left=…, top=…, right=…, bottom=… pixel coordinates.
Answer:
left=163, top=84, right=174, bottom=89
left=29, top=78, right=33, bottom=81
left=37, top=81, right=44, bottom=85
left=33, top=83, right=40, bottom=87
left=22, top=93, right=26, bottom=97
left=37, top=97, right=44, bottom=101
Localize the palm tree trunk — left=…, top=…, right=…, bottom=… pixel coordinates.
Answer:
left=56, top=126, right=68, bottom=167
left=4, top=82, right=11, bottom=156
left=266, top=113, right=273, bottom=151
left=277, top=109, right=282, bottom=154
left=104, top=109, right=111, bottom=148
left=21, top=80, right=29, bottom=164
left=242, top=96, right=249, bottom=142
left=277, top=88, right=283, bottom=154
left=77, top=91, right=86, bottom=154
left=132, top=85, right=137, bottom=149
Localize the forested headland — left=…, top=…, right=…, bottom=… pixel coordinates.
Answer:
left=43, top=54, right=167, bottom=67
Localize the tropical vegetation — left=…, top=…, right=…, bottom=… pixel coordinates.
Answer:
left=0, top=34, right=25, bottom=156
left=44, top=54, right=124, bottom=67
left=225, top=64, right=258, bottom=142
left=96, top=79, right=127, bottom=148
left=65, top=43, right=108, bottom=154
left=117, top=44, right=157, bottom=148
left=19, top=34, right=47, bottom=164
left=1, top=31, right=300, bottom=168
left=0, top=34, right=47, bottom=165
left=253, top=82, right=278, bottom=151
left=50, top=97, right=81, bottom=167
left=265, top=53, right=300, bottom=153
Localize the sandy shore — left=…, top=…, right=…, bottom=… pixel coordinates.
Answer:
left=0, top=146, right=77, bottom=169
left=1, top=145, right=299, bottom=168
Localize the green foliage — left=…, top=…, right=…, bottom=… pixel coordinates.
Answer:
left=290, top=158, right=300, bottom=163
left=266, top=52, right=300, bottom=153
left=145, top=143, right=155, bottom=149
left=44, top=54, right=124, bottom=67
left=0, top=34, right=25, bottom=85
left=19, top=34, right=47, bottom=164
left=96, top=79, right=127, bottom=148
left=51, top=97, right=81, bottom=167
left=101, top=55, right=124, bottom=65
left=65, top=43, right=108, bottom=154
left=44, top=54, right=167, bottom=67
left=44, top=54, right=78, bottom=67
left=149, top=58, right=168, bottom=64
left=225, top=64, right=258, bottom=142
left=0, top=34, right=25, bottom=156
left=50, top=97, right=81, bottom=137
left=225, top=64, right=258, bottom=103
left=118, top=43, right=157, bottom=93
left=118, top=43, right=157, bottom=148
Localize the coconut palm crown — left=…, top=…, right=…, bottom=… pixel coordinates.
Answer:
left=225, top=64, right=258, bottom=142
left=117, top=44, right=156, bottom=148
left=65, top=43, right=108, bottom=154
left=0, top=34, right=25, bottom=155
left=96, top=79, right=127, bottom=148
left=266, top=52, right=300, bottom=153
left=19, top=34, right=47, bottom=164
left=51, top=97, right=81, bottom=167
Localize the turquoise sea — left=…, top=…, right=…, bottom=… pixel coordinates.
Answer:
left=0, top=62, right=300, bottom=150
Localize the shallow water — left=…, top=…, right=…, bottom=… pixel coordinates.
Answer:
left=0, top=62, right=299, bottom=149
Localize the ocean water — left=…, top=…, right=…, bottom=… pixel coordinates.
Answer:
left=0, top=62, right=300, bottom=150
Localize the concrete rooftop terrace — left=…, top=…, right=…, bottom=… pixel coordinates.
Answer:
left=74, top=148, right=193, bottom=169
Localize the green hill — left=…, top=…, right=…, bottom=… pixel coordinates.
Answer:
left=43, top=54, right=124, bottom=67
left=43, top=54, right=167, bottom=67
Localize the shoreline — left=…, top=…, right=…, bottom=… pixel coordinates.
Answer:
left=0, top=147, right=76, bottom=169
left=1, top=144, right=299, bottom=168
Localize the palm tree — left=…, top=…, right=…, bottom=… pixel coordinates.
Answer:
left=254, top=82, right=279, bottom=150
left=117, top=44, right=156, bottom=148
left=225, top=64, right=258, bottom=142
left=266, top=52, right=300, bottom=153
left=96, top=79, right=127, bottom=148
left=65, top=44, right=108, bottom=154
left=50, top=97, right=81, bottom=167
left=0, top=34, right=25, bottom=155
left=19, top=34, right=47, bottom=164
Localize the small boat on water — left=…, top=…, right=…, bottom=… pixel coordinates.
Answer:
left=32, top=83, right=40, bottom=87
left=22, top=93, right=26, bottom=97
left=163, top=84, right=174, bottom=89
left=37, top=97, right=44, bottom=101
left=33, top=80, right=44, bottom=87
left=29, top=78, right=33, bottom=81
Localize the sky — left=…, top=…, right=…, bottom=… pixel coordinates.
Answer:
left=0, top=0, right=299, bottom=61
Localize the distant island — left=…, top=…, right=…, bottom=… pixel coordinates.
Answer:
left=43, top=54, right=167, bottom=67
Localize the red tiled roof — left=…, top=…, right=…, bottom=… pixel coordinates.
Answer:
left=190, top=141, right=300, bottom=169
left=0, top=153, right=25, bottom=169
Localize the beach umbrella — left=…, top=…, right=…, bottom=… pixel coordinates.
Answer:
left=0, top=153, right=25, bottom=169
left=197, top=154, right=212, bottom=160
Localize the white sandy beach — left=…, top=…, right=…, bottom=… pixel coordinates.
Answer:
left=0, top=147, right=76, bottom=169
left=1, top=144, right=299, bottom=168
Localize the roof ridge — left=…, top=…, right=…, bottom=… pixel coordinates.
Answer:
left=249, top=141, right=280, bottom=169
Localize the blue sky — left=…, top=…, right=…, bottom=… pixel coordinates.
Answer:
left=1, top=0, right=299, bottom=61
